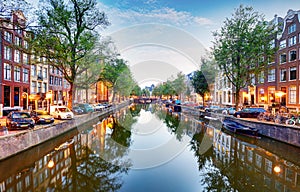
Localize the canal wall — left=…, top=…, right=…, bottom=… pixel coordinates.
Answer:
left=181, top=106, right=300, bottom=148
left=226, top=116, right=300, bottom=147
left=0, top=102, right=129, bottom=161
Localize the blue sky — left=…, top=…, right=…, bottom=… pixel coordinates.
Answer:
left=99, top=0, right=300, bottom=48
left=27, top=0, right=300, bottom=86
left=98, top=0, right=300, bottom=86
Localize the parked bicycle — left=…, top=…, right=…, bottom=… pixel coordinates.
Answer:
left=285, top=115, right=300, bottom=126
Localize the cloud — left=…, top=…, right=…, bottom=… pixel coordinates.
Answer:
left=98, top=2, right=213, bottom=28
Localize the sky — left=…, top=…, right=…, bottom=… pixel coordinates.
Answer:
left=27, top=0, right=300, bottom=87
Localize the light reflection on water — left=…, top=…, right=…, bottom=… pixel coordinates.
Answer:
left=0, top=104, right=300, bottom=192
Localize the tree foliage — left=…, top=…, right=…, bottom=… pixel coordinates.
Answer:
left=191, top=70, right=209, bottom=102
left=99, top=58, right=136, bottom=102
left=212, top=5, right=277, bottom=108
left=31, top=0, right=109, bottom=109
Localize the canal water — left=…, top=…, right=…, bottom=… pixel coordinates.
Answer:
left=0, top=104, right=300, bottom=192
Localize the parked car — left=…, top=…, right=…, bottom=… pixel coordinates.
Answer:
left=76, top=103, right=94, bottom=113
left=222, top=107, right=236, bottom=115
left=72, top=106, right=84, bottom=115
left=30, top=110, right=55, bottom=124
left=50, top=106, right=74, bottom=120
left=205, top=105, right=221, bottom=113
left=6, top=111, right=35, bottom=130
left=92, top=104, right=106, bottom=111
left=233, top=108, right=266, bottom=118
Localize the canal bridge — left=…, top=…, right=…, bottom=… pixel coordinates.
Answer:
left=133, top=98, right=158, bottom=104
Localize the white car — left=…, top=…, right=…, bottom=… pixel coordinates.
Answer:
left=50, top=106, right=74, bottom=119
left=92, top=104, right=106, bottom=111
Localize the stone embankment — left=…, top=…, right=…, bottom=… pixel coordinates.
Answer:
left=182, top=106, right=300, bottom=148
left=0, top=102, right=129, bottom=161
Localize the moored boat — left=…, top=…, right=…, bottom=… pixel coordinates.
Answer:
left=222, top=119, right=260, bottom=138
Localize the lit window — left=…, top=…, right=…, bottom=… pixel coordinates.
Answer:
left=289, top=86, right=297, bottom=104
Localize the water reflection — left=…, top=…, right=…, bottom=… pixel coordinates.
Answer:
left=0, top=104, right=300, bottom=191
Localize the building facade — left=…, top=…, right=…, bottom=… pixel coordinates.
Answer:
left=0, top=10, right=31, bottom=110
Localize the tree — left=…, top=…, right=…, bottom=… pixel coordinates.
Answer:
left=114, top=66, right=136, bottom=101
left=171, top=72, right=187, bottom=99
left=31, top=0, right=109, bottom=109
left=200, top=58, right=217, bottom=84
left=191, top=70, right=209, bottom=104
left=212, top=5, right=277, bottom=109
left=99, top=58, right=129, bottom=103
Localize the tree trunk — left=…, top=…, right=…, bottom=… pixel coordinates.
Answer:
left=235, top=88, right=240, bottom=111
left=85, top=88, right=88, bottom=103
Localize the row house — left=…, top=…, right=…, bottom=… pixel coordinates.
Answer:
left=0, top=10, right=30, bottom=110
left=215, top=9, right=300, bottom=112
left=0, top=10, right=71, bottom=112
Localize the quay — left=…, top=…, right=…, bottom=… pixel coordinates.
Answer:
left=0, top=102, right=129, bottom=161
left=182, top=106, right=300, bottom=148
left=226, top=116, right=300, bottom=148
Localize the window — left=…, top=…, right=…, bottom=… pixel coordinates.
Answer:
left=4, top=46, right=12, bottom=60
left=23, top=53, right=29, bottom=64
left=15, top=36, right=22, bottom=46
left=43, top=83, right=47, bottom=93
left=14, top=66, right=21, bottom=82
left=289, top=36, right=297, bottom=46
left=280, top=54, right=286, bottom=64
left=280, top=69, right=286, bottom=82
left=4, top=31, right=12, bottom=42
left=258, top=71, right=264, bottom=83
left=288, top=23, right=296, bottom=34
left=38, top=82, right=42, bottom=93
left=24, top=40, right=28, bottom=49
left=31, top=81, right=37, bottom=93
left=14, top=50, right=21, bottom=63
left=290, top=67, right=297, bottom=80
left=31, top=65, right=37, bottom=76
left=23, top=68, right=29, bottom=83
left=290, top=50, right=297, bottom=61
left=265, top=159, right=273, bottom=174
left=15, top=26, right=22, bottom=34
left=50, top=76, right=53, bottom=85
left=4, top=63, right=11, bottom=80
left=268, top=69, right=275, bottom=82
left=43, top=68, right=48, bottom=79
left=280, top=40, right=286, bottom=49
left=289, top=86, right=297, bottom=104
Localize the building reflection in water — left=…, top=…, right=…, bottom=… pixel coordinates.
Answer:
left=213, top=129, right=300, bottom=192
left=0, top=105, right=300, bottom=191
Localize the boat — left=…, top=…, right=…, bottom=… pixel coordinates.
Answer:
left=221, top=119, right=260, bottom=138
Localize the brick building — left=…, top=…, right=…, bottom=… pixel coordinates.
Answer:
left=0, top=10, right=31, bottom=110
